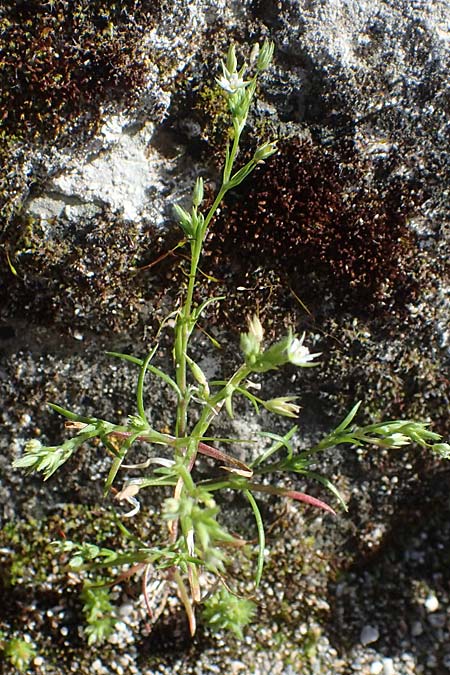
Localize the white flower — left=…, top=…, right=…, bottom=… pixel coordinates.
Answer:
left=248, top=314, right=264, bottom=344
left=216, top=72, right=249, bottom=94
left=379, top=433, right=410, bottom=448
left=389, top=433, right=411, bottom=447
left=287, top=333, right=321, bottom=366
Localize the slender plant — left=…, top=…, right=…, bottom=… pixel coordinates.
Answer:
left=14, top=41, right=450, bottom=639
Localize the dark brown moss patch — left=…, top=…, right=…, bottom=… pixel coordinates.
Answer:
left=0, top=0, right=160, bottom=142
left=0, top=1, right=162, bottom=241
left=204, top=138, right=420, bottom=319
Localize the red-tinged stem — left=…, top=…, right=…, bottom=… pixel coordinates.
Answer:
left=103, top=428, right=253, bottom=475
left=246, top=482, right=336, bottom=515
left=67, top=422, right=252, bottom=476
left=142, top=564, right=154, bottom=620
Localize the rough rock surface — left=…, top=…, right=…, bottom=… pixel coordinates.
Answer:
left=1, top=1, right=449, bottom=674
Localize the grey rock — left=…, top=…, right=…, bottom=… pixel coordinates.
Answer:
left=360, top=624, right=380, bottom=645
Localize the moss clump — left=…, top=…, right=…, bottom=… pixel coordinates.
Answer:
left=320, top=314, right=450, bottom=437
left=1, top=209, right=160, bottom=333
left=0, top=1, right=161, bottom=243
left=0, top=0, right=160, bottom=143
left=81, top=584, right=117, bottom=646
left=2, top=637, right=36, bottom=673
left=204, top=137, right=419, bottom=318
left=0, top=505, right=121, bottom=590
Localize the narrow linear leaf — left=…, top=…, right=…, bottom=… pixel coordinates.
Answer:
left=247, top=482, right=336, bottom=515
left=251, top=426, right=298, bottom=467
left=225, top=395, right=234, bottom=419
left=48, top=403, right=95, bottom=425
left=197, top=441, right=253, bottom=476
left=234, top=386, right=260, bottom=414
left=137, top=347, right=158, bottom=422
left=244, top=490, right=265, bottom=587
left=105, top=351, right=143, bottom=367
left=148, top=365, right=181, bottom=396
left=305, top=471, right=347, bottom=512
left=104, top=431, right=141, bottom=496
left=174, top=570, right=196, bottom=637
left=280, top=489, right=336, bottom=515
left=192, top=296, right=225, bottom=323
left=6, top=250, right=18, bottom=276
left=197, top=325, right=222, bottom=349
left=334, top=401, right=362, bottom=434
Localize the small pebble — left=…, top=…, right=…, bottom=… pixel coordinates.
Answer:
left=370, top=661, right=383, bottom=674
left=425, top=594, right=439, bottom=612
left=426, top=654, right=437, bottom=667
left=119, top=602, right=134, bottom=618
left=428, top=613, right=446, bottom=628
left=360, top=624, right=380, bottom=645
left=383, top=657, right=395, bottom=675
left=411, top=621, right=423, bottom=636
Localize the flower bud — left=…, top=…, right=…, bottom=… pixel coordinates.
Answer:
left=226, top=44, right=237, bottom=74
left=187, top=356, right=210, bottom=396
left=163, top=497, right=181, bottom=519
left=253, top=141, right=278, bottom=163
left=192, top=177, right=204, bottom=207
left=432, top=442, right=450, bottom=459
left=264, top=396, right=301, bottom=418
left=257, top=39, right=274, bottom=71
left=173, top=203, right=194, bottom=235
left=25, top=439, right=43, bottom=453
left=250, top=43, right=260, bottom=65
left=240, top=332, right=260, bottom=363
left=248, top=314, right=264, bottom=345
left=379, top=433, right=411, bottom=448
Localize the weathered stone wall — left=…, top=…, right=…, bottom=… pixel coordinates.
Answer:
left=0, top=2, right=449, bottom=673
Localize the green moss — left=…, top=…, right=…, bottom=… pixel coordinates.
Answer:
left=0, top=505, right=120, bottom=589
left=2, top=637, right=36, bottom=673
left=0, top=1, right=162, bottom=244
left=319, top=314, right=449, bottom=437
left=81, top=584, right=117, bottom=646
left=1, top=209, right=160, bottom=333
left=194, top=83, right=230, bottom=149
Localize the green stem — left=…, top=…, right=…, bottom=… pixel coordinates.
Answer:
left=184, top=364, right=252, bottom=466
left=174, top=141, right=244, bottom=438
